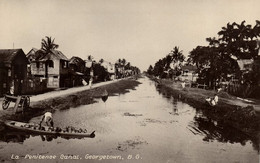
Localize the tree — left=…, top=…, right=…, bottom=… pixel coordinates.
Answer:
left=149, top=46, right=185, bottom=78
left=41, top=36, right=59, bottom=54
left=170, top=46, right=185, bottom=63
left=188, top=20, right=260, bottom=89
left=99, top=58, right=104, bottom=63
left=218, top=21, right=259, bottom=60
left=147, top=65, right=153, bottom=75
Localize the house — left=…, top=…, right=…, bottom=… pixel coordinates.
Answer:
left=27, top=48, right=69, bottom=88
left=68, top=56, right=86, bottom=87
left=237, top=59, right=254, bottom=72
left=0, top=49, right=28, bottom=96
left=101, top=61, right=116, bottom=80
left=69, top=56, right=86, bottom=73
left=180, top=65, right=198, bottom=82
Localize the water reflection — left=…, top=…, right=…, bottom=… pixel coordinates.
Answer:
left=188, top=113, right=249, bottom=144
left=0, top=129, right=90, bottom=144
left=155, top=81, right=259, bottom=152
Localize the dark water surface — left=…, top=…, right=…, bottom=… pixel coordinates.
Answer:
left=0, top=77, right=259, bottom=163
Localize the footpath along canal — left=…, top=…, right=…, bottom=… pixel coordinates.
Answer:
left=0, top=76, right=259, bottom=163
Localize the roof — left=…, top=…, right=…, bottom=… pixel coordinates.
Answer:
left=237, top=59, right=253, bottom=70
left=0, top=49, right=25, bottom=63
left=181, top=65, right=197, bottom=71
left=29, top=49, right=68, bottom=61
left=26, top=48, right=38, bottom=55
left=69, top=56, right=84, bottom=64
left=50, top=49, right=68, bottom=60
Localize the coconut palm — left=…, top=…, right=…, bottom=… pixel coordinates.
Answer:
left=41, top=36, right=59, bottom=54
left=170, top=46, right=185, bottom=63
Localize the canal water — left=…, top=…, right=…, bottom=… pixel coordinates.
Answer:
left=0, top=77, right=259, bottom=163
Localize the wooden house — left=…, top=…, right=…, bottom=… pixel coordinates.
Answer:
left=180, top=65, right=198, bottom=82
left=0, top=49, right=28, bottom=96
left=27, top=49, right=69, bottom=88
left=68, top=56, right=86, bottom=87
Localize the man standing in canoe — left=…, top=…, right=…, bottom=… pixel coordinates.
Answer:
left=39, top=111, right=54, bottom=128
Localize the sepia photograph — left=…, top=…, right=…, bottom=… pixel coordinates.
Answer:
left=0, top=0, right=259, bottom=162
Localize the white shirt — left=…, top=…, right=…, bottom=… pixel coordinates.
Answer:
left=44, top=112, right=52, bottom=122
left=214, top=95, right=219, bottom=103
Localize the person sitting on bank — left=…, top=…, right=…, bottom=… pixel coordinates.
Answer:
left=181, top=81, right=186, bottom=89
left=205, top=94, right=219, bottom=106
left=39, top=111, right=54, bottom=128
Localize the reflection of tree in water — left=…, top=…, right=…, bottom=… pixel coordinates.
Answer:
left=40, top=135, right=58, bottom=142
left=0, top=131, right=29, bottom=143
left=188, top=113, right=259, bottom=152
left=155, top=82, right=260, bottom=152
left=156, top=85, right=172, bottom=98
left=0, top=129, right=85, bottom=143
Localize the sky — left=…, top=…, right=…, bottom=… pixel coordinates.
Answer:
left=0, top=0, right=259, bottom=71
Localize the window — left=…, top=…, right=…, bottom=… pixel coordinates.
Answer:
left=40, top=62, right=43, bottom=68
left=63, top=61, right=67, bottom=68
left=61, top=60, right=67, bottom=68
left=47, top=60, right=54, bottom=68
left=36, top=62, right=40, bottom=68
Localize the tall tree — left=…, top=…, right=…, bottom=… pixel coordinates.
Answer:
left=170, top=46, right=185, bottom=63
left=41, top=36, right=59, bottom=54
left=147, top=65, right=153, bottom=75
left=188, top=20, right=260, bottom=89
left=218, top=21, right=259, bottom=59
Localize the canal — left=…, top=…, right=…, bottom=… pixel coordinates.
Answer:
left=0, top=77, right=258, bottom=163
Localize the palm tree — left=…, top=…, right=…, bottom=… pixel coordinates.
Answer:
left=41, top=36, right=59, bottom=54
left=41, top=36, right=59, bottom=78
left=170, top=46, right=185, bottom=63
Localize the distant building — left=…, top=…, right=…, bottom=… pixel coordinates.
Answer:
left=68, top=56, right=86, bottom=87
left=180, top=65, right=198, bottom=82
left=101, top=61, right=116, bottom=80
left=0, top=49, right=28, bottom=96
left=27, top=48, right=69, bottom=88
left=237, top=59, right=254, bottom=72
left=69, top=56, right=86, bottom=73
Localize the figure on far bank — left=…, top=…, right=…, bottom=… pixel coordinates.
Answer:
left=206, top=94, right=219, bottom=106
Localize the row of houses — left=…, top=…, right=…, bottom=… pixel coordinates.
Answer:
left=0, top=48, right=135, bottom=97
left=164, top=59, right=255, bottom=86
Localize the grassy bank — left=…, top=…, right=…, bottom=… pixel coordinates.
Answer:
left=0, top=77, right=141, bottom=129
left=150, top=76, right=260, bottom=138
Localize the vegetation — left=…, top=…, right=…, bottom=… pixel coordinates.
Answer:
left=147, top=20, right=260, bottom=98
left=85, top=56, right=141, bottom=83
left=41, top=36, right=59, bottom=54
left=188, top=21, right=260, bottom=88
left=147, top=46, right=185, bottom=79
left=115, top=58, right=140, bottom=78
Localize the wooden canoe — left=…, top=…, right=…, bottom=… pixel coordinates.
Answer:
left=5, top=120, right=95, bottom=138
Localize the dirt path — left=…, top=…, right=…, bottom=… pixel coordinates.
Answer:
left=0, top=79, right=122, bottom=111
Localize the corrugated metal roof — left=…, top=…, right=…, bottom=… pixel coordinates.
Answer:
left=0, top=49, right=24, bottom=63
left=30, top=49, right=68, bottom=61
left=50, top=49, right=68, bottom=60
